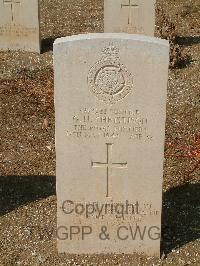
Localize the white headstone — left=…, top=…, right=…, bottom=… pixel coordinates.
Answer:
left=104, top=0, right=156, bottom=36
left=54, top=33, right=169, bottom=257
left=0, top=0, right=40, bottom=52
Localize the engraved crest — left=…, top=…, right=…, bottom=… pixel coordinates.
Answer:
left=87, top=44, right=133, bottom=104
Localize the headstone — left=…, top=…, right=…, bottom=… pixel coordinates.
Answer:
left=104, top=0, right=156, bottom=36
left=54, top=33, right=169, bottom=257
left=0, top=0, right=40, bottom=52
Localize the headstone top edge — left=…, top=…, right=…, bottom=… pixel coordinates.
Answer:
left=53, top=33, right=169, bottom=48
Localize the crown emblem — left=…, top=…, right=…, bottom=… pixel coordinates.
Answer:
left=102, top=45, right=119, bottom=57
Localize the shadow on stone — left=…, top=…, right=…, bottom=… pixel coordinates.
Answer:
left=161, top=183, right=200, bottom=255
left=0, top=175, right=56, bottom=216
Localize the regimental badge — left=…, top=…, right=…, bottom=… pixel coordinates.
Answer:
left=87, top=44, right=133, bottom=104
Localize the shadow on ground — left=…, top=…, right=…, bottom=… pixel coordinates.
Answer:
left=0, top=175, right=56, bottom=216
left=161, top=183, right=200, bottom=255
left=176, top=36, right=200, bottom=46
left=0, top=176, right=199, bottom=254
left=41, top=36, right=63, bottom=53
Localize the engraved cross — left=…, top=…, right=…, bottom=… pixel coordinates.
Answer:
left=91, top=143, right=127, bottom=198
left=121, top=0, right=139, bottom=25
left=3, top=0, right=21, bottom=22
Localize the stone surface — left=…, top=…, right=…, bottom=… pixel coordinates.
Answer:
left=0, top=0, right=40, bottom=52
left=104, top=0, right=156, bottom=36
left=54, top=33, right=169, bottom=256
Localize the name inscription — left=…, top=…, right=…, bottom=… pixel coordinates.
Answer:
left=66, top=107, right=152, bottom=140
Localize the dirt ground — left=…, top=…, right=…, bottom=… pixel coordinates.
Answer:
left=0, top=0, right=199, bottom=265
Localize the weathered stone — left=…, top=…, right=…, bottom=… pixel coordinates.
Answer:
left=54, top=33, right=169, bottom=256
left=104, top=0, right=156, bottom=36
left=0, top=0, right=40, bottom=52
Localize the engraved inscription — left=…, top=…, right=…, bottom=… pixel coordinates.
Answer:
left=92, top=143, right=127, bottom=197
left=3, top=0, right=21, bottom=22
left=0, top=24, right=37, bottom=37
left=61, top=200, right=160, bottom=222
left=88, top=45, right=133, bottom=104
left=66, top=107, right=152, bottom=141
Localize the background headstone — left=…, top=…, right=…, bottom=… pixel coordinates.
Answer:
left=104, top=0, right=156, bottom=36
left=0, top=0, right=40, bottom=52
left=54, top=33, right=169, bottom=256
